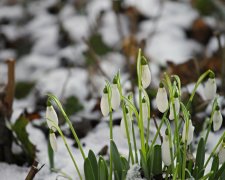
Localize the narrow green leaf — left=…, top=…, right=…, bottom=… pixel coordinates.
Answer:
left=140, top=150, right=150, bottom=179
left=152, top=145, right=162, bottom=175
left=194, top=138, right=205, bottom=179
left=209, top=155, right=219, bottom=180
left=98, top=157, right=108, bottom=180
left=110, top=140, right=122, bottom=179
left=214, top=161, right=225, bottom=179
left=88, top=150, right=98, bottom=180
left=84, top=158, right=95, bottom=180
left=121, top=156, right=129, bottom=172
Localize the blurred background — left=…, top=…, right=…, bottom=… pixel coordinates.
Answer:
left=0, top=0, right=224, bottom=179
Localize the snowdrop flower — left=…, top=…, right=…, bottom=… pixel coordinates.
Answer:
left=120, top=109, right=132, bottom=138
left=169, top=93, right=180, bottom=120
left=46, top=105, right=59, bottom=132
left=49, top=131, right=57, bottom=152
left=204, top=73, right=217, bottom=100
left=141, top=58, right=151, bottom=89
left=142, top=97, right=148, bottom=121
left=100, top=87, right=110, bottom=116
left=218, top=140, right=225, bottom=164
left=162, top=132, right=171, bottom=166
left=111, top=80, right=120, bottom=110
left=156, top=82, right=168, bottom=113
left=213, top=106, right=223, bottom=131
left=182, top=119, right=195, bottom=145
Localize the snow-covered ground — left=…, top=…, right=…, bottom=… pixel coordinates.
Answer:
left=0, top=0, right=224, bottom=179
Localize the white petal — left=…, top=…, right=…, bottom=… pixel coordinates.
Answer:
left=204, top=78, right=217, bottom=100
left=141, top=65, right=151, bottom=89
left=219, top=147, right=225, bottom=164
left=120, top=116, right=131, bottom=138
left=100, top=93, right=109, bottom=116
left=169, top=98, right=180, bottom=120
left=142, top=102, right=148, bottom=121
left=156, top=87, right=168, bottom=113
left=49, top=133, right=57, bottom=152
left=111, top=84, right=120, bottom=110
left=162, top=136, right=171, bottom=166
left=182, top=120, right=195, bottom=145
left=213, top=111, right=223, bottom=131
left=46, top=105, right=59, bottom=132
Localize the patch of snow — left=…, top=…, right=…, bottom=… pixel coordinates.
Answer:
left=16, top=54, right=59, bottom=81
left=63, top=15, right=89, bottom=42
left=0, top=5, right=24, bottom=22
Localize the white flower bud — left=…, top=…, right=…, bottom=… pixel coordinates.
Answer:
left=204, top=77, right=217, bottom=100
left=182, top=119, right=195, bottom=145
left=156, top=84, right=168, bottom=113
left=49, top=132, right=57, bottom=152
left=142, top=98, right=148, bottom=122
left=213, top=108, right=223, bottom=131
left=162, top=135, right=171, bottom=166
left=46, top=105, right=59, bottom=132
left=169, top=97, right=180, bottom=120
left=141, top=64, right=151, bottom=89
left=120, top=113, right=131, bottom=138
left=111, top=84, right=120, bottom=110
left=100, top=88, right=109, bottom=117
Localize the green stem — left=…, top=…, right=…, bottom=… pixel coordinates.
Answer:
left=186, top=70, right=213, bottom=110
left=131, top=122, right=138, bottom=163
left=204, top=98, right=218, bottom=144
left=48, top=94, right=86, bottom=159
left=47, top=118, right=82, bottom=179
left=204, top=131, right=225, bottom=169
left=122, top=103, right=134, bottom=164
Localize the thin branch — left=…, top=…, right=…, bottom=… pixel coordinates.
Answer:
left=83, top=38, right=110, bottom=80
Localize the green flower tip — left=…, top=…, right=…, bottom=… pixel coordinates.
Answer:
left=113, top=76, right=118, bottom=84
left=165, top=128, right=169, bottom=136
left=125, top=107, right=129, bottom=114
left=174, top=92, right=179, bottom=98
left=50, top=129, right=55, bottom=133
left=215, top=105, right=220, bottom=111
left=103, top=86, right=108, bottom=94
left=142, top=97, right=146, bottom=103
left=209, top=72, right=215, bottom=79
left=128, top=93, right=133, bottom=100
left=159, top=82, right=164, bottom=88
left=47, top=99, right=51, bottom=107
left=141, top=56, right=148, bottom=65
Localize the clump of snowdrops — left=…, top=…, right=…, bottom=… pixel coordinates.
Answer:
left=45, top=49, right=225, bottom=180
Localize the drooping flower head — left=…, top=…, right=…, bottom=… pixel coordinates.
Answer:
left=162, top=129, right=171, bottom=166
left=142, top=97, right=148, bottom=122
left=204, top=72, right=217, bottom=100
left=156, top=82, right=168, bottom=113
left=46, top=102, right=59, bottom=132
left=100, top=86, right=110, bottom=117
left=111, top=76, right=121, bottom=110
left=182, top=119, right=195, bottom=145
left=169, top=92, right=180, bottom=120
left=213, top=105, right=223, bottom=132
left=49, top=130, right=57, bottom=152
left=141, top=57, right=151, bottom=89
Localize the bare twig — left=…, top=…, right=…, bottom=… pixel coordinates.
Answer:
left=83, top=38, right=110, bottom=80
left=25, top=160, right=45, bottom=180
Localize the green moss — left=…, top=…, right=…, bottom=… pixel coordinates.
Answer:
left=64, top=96, right=84, bottom=116
left=15, top=81, right=35, bottom=99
